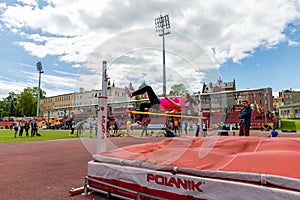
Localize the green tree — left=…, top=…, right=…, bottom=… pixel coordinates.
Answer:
left=31, top=87, right=46, bottom=100
left=18, top=87, right=46, bottom=117
left=0, top=100, right=9, bottom=117
left=169, top=84, right=188, bottom=96
left=19, top=88, right=36, bottom=116
left=0, top=87, right=46, bottom=117
left=3, top=92, right=20, bottom=117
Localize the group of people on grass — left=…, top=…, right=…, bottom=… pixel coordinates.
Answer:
left=12, top=120, right=38, bottom=138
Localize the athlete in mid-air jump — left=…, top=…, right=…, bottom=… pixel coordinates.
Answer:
left=125, top=84, right=194, bottom=122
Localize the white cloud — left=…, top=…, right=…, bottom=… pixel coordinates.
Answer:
left=0, top=79, right=25, bottom=99
left=17, top=0, right=38, bottom=6
left=20, top=71, right=75, bottom=89
left=0, top=70, right=76, bottom=99
left=288, top=40, right=300, bottom=46
left=1, top=0, right=298, bottom=64
left=71, top=63, right=81, bottom=68
left=0, top=0, right=299, bottom=98
left=0, top=3, right=6, bottom=10
left=52, top=69, right=77, bottom=76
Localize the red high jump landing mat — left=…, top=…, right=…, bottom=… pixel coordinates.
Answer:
left=84, top=136, right=300, bottom=199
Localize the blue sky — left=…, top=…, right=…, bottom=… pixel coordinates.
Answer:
left=220, top=42, right=300, bottom=92
left=0, top=0, right=299, bottom=99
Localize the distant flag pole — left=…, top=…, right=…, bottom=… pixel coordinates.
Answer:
left=97, top=60, right=109, bottom=153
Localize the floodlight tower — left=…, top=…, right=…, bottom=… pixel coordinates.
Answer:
left=155, top=13, right=170, bottom=94
left=36, top=61, right=44, bottom=116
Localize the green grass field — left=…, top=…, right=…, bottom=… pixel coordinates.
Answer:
left=0, top=128, right=161, bottom=143
left=0, top=129, right=75, bottom=143
left=0, top=129, right=110, bottom=143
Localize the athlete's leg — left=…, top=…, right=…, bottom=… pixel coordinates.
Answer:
left=239, top=124, right=245, bottom=136
left=244, top=125, right=250, bottom=136
left=132, top=85, right=159, bottom=105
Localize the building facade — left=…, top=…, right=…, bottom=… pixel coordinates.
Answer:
left=278, top=89, right=300, bottom=119
left=279, top=103, right=300, bottom=119
left=40, top=93, right=74, bottom=118
left=202, top=78, right=236, bottom=93
left=40, top=84, right=129, bottom=122
left=201, top=78, right=273, bottom=114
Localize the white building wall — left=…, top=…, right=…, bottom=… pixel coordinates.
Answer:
left=74, top=89, right=100, bottom=107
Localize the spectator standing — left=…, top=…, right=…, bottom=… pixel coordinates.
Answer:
left=70, top=121, right=75, bottom=137
left=76, top=121, right=84, bottom=136
left=30, top=120, right=34, bottom=136
left=19, top=121, right=24, bottom=137
left=95, top=120, right=98, bottom=136
left=106, top=120, right=111, bottom=136
left=31, top=120, right=38, bottom=137
left=203, top=122, right=207, bottom=137
left=13, top=120, right=19, bottom=138
left=189, top=121, right=194, bottom=134
left=140, top=116, right=151, bottom=137
left=126, top=118, right=132, bottom=136
left=178, top=120, right=182, bottom=135
left=113, top=119, right=119, bottom=134
left=89, top=119, right=94, bottom=138
left=238, top=100, right=252, bottom=136
left=183, top=120, right=188, bottom=135
left=24, top=122, right=30, bottom=137
left=140, top=123, right=148, bottom=137
left=174, top=118, right=179, bottom=134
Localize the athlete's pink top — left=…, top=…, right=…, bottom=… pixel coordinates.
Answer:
left=160, top=98, right=185, bottom=112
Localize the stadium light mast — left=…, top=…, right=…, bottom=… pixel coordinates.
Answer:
left=155, top=13, right=170, bottom=94
left=36, top=61, right=44, bottom=116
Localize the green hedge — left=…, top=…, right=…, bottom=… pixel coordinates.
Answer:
left=280, top=119, right=300, bottom=130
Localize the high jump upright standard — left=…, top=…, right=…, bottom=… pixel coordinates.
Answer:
left=69, top=60, right=109, bottom=196
left=97, top=60, right=108, bottom=153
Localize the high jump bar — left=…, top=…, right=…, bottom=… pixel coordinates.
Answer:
left=130, top=111, right=206, bottom=119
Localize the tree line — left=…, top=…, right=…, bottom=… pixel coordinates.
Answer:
left=0, top=87, right=46, bottom=118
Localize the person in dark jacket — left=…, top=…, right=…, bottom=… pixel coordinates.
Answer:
left=24, top=122, right=30, bottom=137
left=238, top=100, right=251, bottom=136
